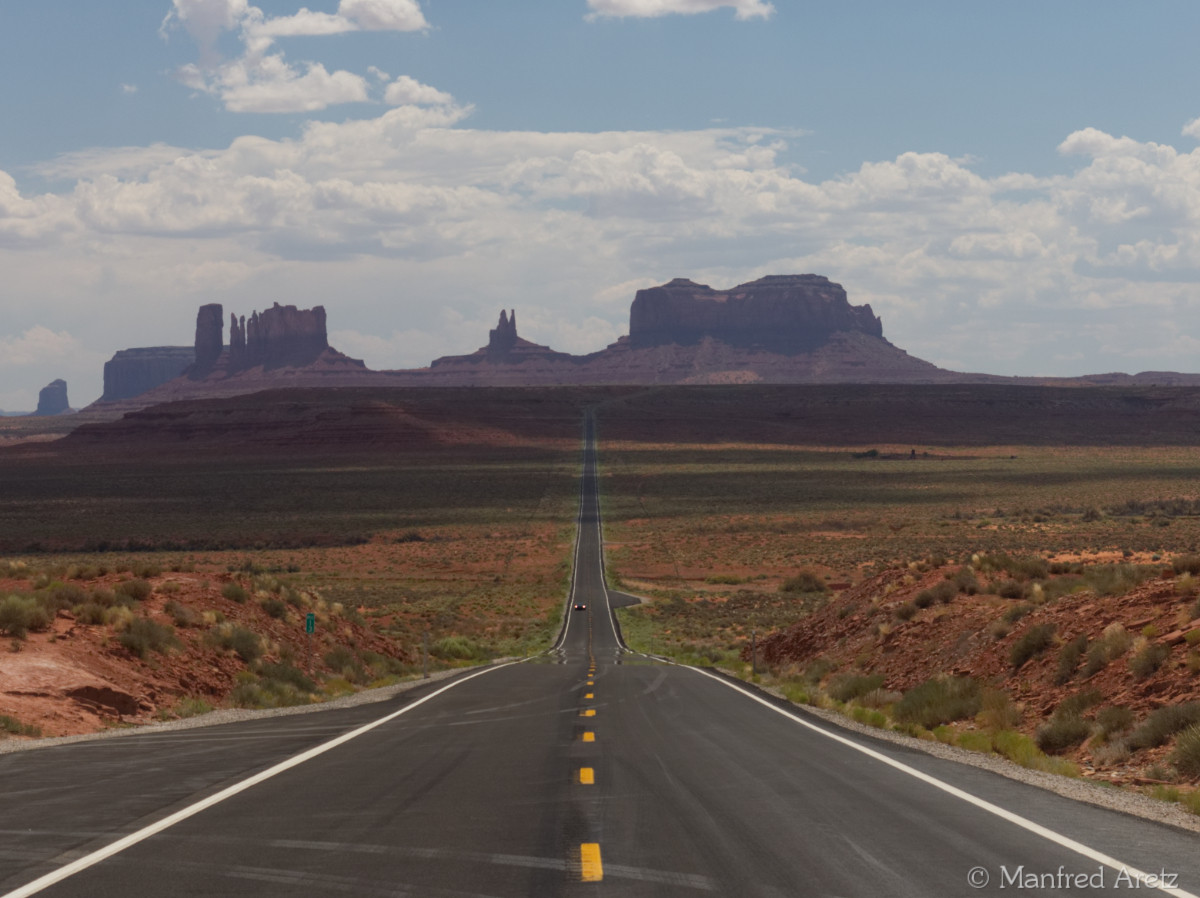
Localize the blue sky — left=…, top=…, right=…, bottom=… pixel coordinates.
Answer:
left=3, top=0, right=1200, bottom=408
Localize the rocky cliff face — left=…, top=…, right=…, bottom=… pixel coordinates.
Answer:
left=102, top=347, right=194, bottom=402
left=229, top=302, right=330, bottom=370
left=34, top=380, right=69, bottom=416
left=629, top=275, right=883, bottom=354
left=194, top=304, right=224, bottom=371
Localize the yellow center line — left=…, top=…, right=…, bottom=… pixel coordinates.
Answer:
left=581, top=709, right=595, bottom=717
left=582, top=731, right=595, bottom=742
left=585, top=693, right=593, bottom=699
left=579, top=767, right=595, bottom=785
left=580, top=843, right=603, bottom=882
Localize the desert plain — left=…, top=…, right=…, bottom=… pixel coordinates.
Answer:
left=4, top=384, right=1200, bottom=814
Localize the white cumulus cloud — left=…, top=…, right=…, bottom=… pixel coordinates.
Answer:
left=384, top=75, right=454, bottom=106
left=164, top=0, right=432, bottom=113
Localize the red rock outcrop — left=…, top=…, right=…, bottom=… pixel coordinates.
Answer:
left=193, top=303, right=224, bottom=371
left=629, top=275, right=883, bottom=353
left=233, top=302, right=330, bottom=370
left=102, top=347, right=194, bottom=401
left=33, top=380, right=69, bottom=416
left=430, top=309, right=581, bottom=371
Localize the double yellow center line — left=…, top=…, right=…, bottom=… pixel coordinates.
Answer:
left=578, top=651, right=602, bottom=882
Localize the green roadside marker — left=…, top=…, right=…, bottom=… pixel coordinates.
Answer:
left=305, top=612, right=315, bottom=634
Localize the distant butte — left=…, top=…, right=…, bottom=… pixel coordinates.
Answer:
left=84, top=274, right=1200, bottom=413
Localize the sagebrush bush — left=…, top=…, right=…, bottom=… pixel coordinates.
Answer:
left=1129, top=643, right=1170, bottom=679
left=221, top=582, right=248, bottom=603
left=260, top=597, right=288, bottom=619
left=208, top=625, right=262, bottom=663
left=324, top=645, right=367, bottom=682
left=116, top=579, right=152, bottom=602
left=73, top=602, right=108, bottom=625
left=0, top=595, right=53, bottom=638
left=118, top=617, right=179, bottom=659
left=1096, top=706, right=1134, bottom=736
left=1172, top=724, right=1200, bottom=779
left=893, top=602, right=917, bottom=621
left=997, top=579, right=1026, bottom=600
left=1037, top=715, right=1093, bottom=754
left=780, top=570, right=827, bottom=594
left=1083, top=624, right=1131, bottom=677
left=915, top=581, right=957, bottom=607
left=950, top=566, right=980, bottom=595
left=1010, top=623, right=1056, bottom=669
left=827, top=673, right=885, bottom=703
left=893, top=677, right=982, bottom=728
left=1129, top=702, right=1200, bottom=750
left=1173, top=556, right=1200, bottom=576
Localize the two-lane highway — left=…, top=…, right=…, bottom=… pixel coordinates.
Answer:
left=2, top=413, right=1199, bottom=896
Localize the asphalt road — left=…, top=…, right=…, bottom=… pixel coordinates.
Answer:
left=2, top=414, right=1199, bottom=896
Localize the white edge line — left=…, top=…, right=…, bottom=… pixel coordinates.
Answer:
left=589, top=417, right=1194, bottom=897
left=680, top=664, right=1197, bottom=898
left=2, top=661, right=521, bottom=898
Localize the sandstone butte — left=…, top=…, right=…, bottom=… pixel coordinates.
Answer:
left=86, top=274, right=1200, bottom=414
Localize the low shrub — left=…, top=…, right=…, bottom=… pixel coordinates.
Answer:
left=258, top=662, right=317, bottom=694
left=997, top=579, right=1026, bottom=600
left=827, top=673, right=885, bottom=703
left=915, top=581, right=957, bottom=607
left=1054, top=634, right=1088, bottom=685
left=164, top=601, right=201, bottom=628
left=324, top=645, right=367, bottom=682
left=893, top=677, right=982, bottom=729
left=73, top=602, right=108, bottom=625
left=118, top=617, right=179, bottom=659
left=1173, top=556, right=1200, bottom=576
left=978, top=689, right=1021, bottom=731
left=1036, top=715, right=1092, bottom=754
left=1001, top=603, right=1034, bottom=625
left=1083, top=624, right=1132, bottom=677
left=0, top=714, right=42, bottom=737
left=208, top=625, right=262, bottom=663
left=1129, top=702, right=1200, bottom=751
left=949, top=566, right=980, bottom=595
left=1096, top=706, right=1134, bottom=737
left=1174, top=725, right=1200, bottom=779
left=429, top=635, right=487, bottom=662
left=893, top=602, right=917, bottom=621
left=260, top=597, right=288, bottom=620
left=0, top=595, right=53, bottom=638
left=780, top=571, right=828, bottom=594
left=1010, top=623, right=1056, bottom=670
left=115, top=579, right=152, bottom=602
left=1129, top=643, right=1170, bottom=679
left=221, top=582, right=248, bottom=603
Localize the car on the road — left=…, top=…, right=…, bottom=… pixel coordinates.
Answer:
left=573, top=603, right=587, bottom=611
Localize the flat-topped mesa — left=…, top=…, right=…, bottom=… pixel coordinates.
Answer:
left=629, top=274, right=884, bottom=354
left=102, top=347, right=194, bottom=401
